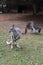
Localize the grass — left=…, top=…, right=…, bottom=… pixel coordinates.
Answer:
left=0, top=32, right=43, bottom=65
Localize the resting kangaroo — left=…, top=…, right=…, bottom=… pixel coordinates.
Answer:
left=25, top=21, right=41, bottom=34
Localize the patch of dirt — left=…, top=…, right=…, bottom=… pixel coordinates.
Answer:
left=0, top=14, right=43, bottom=33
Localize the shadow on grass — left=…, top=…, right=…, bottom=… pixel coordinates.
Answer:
left=31, top=33, right=43, bottom=35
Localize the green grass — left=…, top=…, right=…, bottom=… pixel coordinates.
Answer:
left=0, top=32, right=43, bottom=65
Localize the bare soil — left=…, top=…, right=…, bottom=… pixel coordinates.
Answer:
left=0, top=14, right=43, bottom=33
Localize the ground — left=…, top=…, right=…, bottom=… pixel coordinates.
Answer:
left=0, top=14, right=43, bottom=65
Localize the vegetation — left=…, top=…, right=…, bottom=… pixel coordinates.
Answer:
left=0, top=32, right=43, bottom=65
